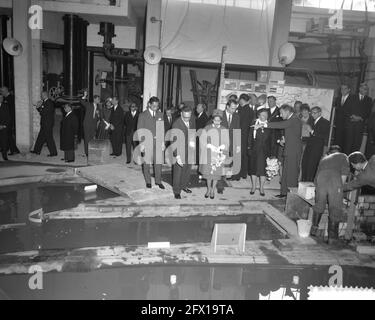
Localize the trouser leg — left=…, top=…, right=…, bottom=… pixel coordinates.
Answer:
left=64, top=150, right=74, bottom=161
left=154, top=163, right=162, bottom=184
left=173, top=164, right=182, bottom=195
left=45, top=126, right=57, bottom=155
left=280, top=157, right=288, bottom=195
left=7, top=127, right=19, bottom=153
left=328, top=215, right=339, bottom=240
left=181, top=164, right=191, bottom=190
left=125, top=135, right=132, bottom=162
left=143, top=163, right=151, bottom=185
left=33, top=128, right=46, bottom=153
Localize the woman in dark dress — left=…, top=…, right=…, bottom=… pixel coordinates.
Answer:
left=248, top=108, right=271, bottom=196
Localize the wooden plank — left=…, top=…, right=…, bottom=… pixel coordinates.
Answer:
left=76, top=164, right=174, bottom=203
left=356, top=245, right=375, bottom=255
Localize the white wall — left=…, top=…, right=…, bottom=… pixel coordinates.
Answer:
left=160, top=0, right=276, bottom=65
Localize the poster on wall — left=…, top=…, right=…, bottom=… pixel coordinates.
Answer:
left=220, top=79, right=335, bottom=121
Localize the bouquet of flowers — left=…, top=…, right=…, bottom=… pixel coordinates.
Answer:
left=207, top=144, right=226, bottom=174
left=265, top=157, right=280, bottom=181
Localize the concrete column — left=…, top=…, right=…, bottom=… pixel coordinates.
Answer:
left=30, top=0, right=42, bottom=143
left=268, top=0, right=293, bottom=81
left=365, top=33, right=375, bottom=101
left=13, top=0, right=33, bottom=151
left=142, top=0, right=162, bottom=111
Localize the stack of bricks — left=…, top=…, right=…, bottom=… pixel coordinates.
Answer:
left=357, top=195, right=375, bottom=230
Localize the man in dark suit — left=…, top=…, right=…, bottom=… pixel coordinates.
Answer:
left=334, top=84, right=356, bottom=151
left=233, top=94, right=254, bottom=180
left=344, top=152, right=375, bottom=191
left=82, top=94, right=100, bottom=156
left=109, top=96, right=125, bottom=156
left=1, top=87, right=19, bottom=155
left=366, top=108, right=375, bottom=158
left=60, top=104, right=79, bottom=162
left=137, top=96, right=165, bottom=189
left=195, top=103, right=209, bottom=165
left=164, top=107, right=175, bottom=133
left=172, top=105, right=196, bottom=199
left=31, top=91, right=57, bottom=156
left=268, top=96, right=283, bottom=158
left=301, top=106, right=330, bottom=182
left=0, top=94, right=10, bottom=160
left=222, top=99, right=241, bottom=178
left=261, top=104, right=302, bottom=198
left=343, top=82, right=372, bottom=155
left=124, top=102, right=139, bottom=164
left=163, top=107, right=175, bottom=151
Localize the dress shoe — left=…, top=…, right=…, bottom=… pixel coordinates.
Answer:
left=204, top=192, right=209, bottom=199
left=65, top=160, right=74, bottom=163
left=310, top=226, right=319, bottom=237
left=146, top=183, right=152, bottom=189
left=182, top=188, right=192, bottom=194
left=110, top=153, right=116, bottom=156
left=47, top=154, right=57, bottom=157
left=275, top=194, right=287, bottom=199
left=260, top=192, right=265, bottom=197
left=126, top=161, right=131, bottom=164
left=61, top=158, right=65, bottom=161
left=174, top=194, right=181, bottom=199
left=157, top=183, right=165, bottom=190
left=250, top=190, right=255, bottom=195
left=30, top=150, right=40, bottom=155
left=229, top=177, right=240, bottom=181
left=327, top=238, right=345, bottom=247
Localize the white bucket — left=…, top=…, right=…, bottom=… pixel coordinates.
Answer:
left=297, top=219, right=312, bottom=238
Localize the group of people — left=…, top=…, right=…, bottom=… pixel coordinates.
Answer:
left=128, top=93, right=328, bottom=200
left=28, top=92, right=140, bottom=163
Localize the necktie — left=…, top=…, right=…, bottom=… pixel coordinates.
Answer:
left=152, top=111, right=155, bottom=118
left=228, top=114, right=232, bottom=127
left=168, top=116, right=171, bottom=124
left=185, top=121, right=189, bottom=129
left=342, top=97, right=345, bottom=106
left=93, top=104, right=97, bottom=119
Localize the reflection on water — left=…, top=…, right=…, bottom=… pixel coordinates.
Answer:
left=0, top=183, right=286, bottom=254
left=0, top=183, right=118, bottom=253
left=0, top=264, right=374, bottom=300
left=0, top=214, right=285, bottom=254
left=0, top=183, right=118, bottom=224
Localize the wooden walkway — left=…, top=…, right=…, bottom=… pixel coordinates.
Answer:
left=76, top=164, right=174, bottom=203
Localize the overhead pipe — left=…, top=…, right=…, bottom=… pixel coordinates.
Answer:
left=98, top=22, right=142, bottom=62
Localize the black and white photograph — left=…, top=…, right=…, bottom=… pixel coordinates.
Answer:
left=1, top=0, right=375, bottom=305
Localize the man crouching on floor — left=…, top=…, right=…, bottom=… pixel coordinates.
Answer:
left=310, top=145, right=350, bottom=245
